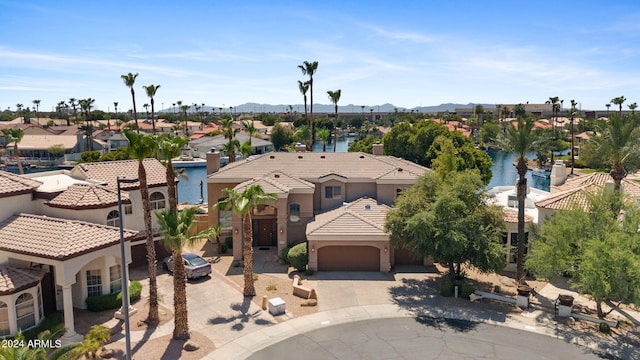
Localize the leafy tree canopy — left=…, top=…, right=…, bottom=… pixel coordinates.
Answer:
left=270, top=123, right=294, bottom=151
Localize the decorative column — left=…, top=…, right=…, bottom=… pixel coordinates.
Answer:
left=60, top=284, right=82, bottom=344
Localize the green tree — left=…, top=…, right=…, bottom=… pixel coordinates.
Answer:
left=480, top=122, right=500, bottom=145
left=385, top=171, right=506, bottom=281
left=348, top=136, right=377, bottom=153
left=317, top=128, right=330, bottom=152
left=297, top=80, right=310, bottom=143
left=156, top=207, right=220, bottom=339
left=243, top=119, right=257, bottom=146
left=240, top=141, right=253, bottom=158
left=526, top=191, right=640, bottom=318
left=143, top=84, right=160, bottom=133
left=220, top=116, right=238, bottom=163
left=298, top=61, right=318, bottom=148
left=124, top=130, right=160, bottom=325
left=611, top=96, right=626, bottom=118
left=2, top=127, right=25, bottom=174
left=494, top=111, right=540, bottom=283
left=589, top=114, right=640, bottom=191
left=0, top=326, right=79, bottom=360
left=327, top=89, right=341, bottom=152
left=121, top=72, right=140, bottom=133
left=70, top=325, right=111, bottom=359
left=212, top=185, right=277, bottom=296
left=47, top=144, right=66, bottom=158
left=430, top=136, right=460, bottom=180
left=270, top=123, right=294, bottom=151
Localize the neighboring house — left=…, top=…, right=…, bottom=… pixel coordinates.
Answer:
left=189, top=133, right=273, bottom=160
left=0, top=158, right=170, bottom=339
left=206, top=143, right=431, bottom=271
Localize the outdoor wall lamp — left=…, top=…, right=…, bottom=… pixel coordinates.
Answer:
left=234, top=228, right=239, bottom=234
left=279, top=227, right=284, bottom=234
left=311, top=247, right=315, bottom=253
left=384, top=247, right=388, bottom=253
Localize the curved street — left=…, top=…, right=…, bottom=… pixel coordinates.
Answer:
left=246, top=317, right=604, bottom=360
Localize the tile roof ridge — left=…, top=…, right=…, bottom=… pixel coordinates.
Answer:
left=0, top=171, right=43, bottom=187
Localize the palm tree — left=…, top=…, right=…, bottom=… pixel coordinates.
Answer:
left=0, top=326, right=79, bottom=359
left=69, top=98, right=78, bottom=123
left=317, top=128, right=330, bottom=152
left=15, top=103, right=23, bottom=123
left=494, top=104, right=539, bottom=284
left=124, top=130, right=160, bottom=325
left=111, top=101, right=119, bottom=130
left=156, top=134, right=189, bottom=213
left=569, top=99, right=578, bottom=175
left=243, top=119, right=257, bottom=146
left=79, top=98, right=95, bottom=150
left=298, top=61, right=318, bottom=149
left=32, top=99, right=41, bottom=121
left=121, top=72, right=140, bottom=133
left=180, top=105, right=190, bottom=135
left=327, top=89, right=342, bottom=152
left=545, top=96, right=559, bottom=129
left=220, top=116, right=239, bottom=163
left=611, top=96, right=626, bottom=118
left=606, top=103, right=611, bottom=117
left=589, top=113, right=640, bottom=191
left=143, top=84, right=161, bottom=133
left=156, top=207, right=219, bottom=340
left=2, top=127, right=25, bottom=174
left=297, top=80, right=309, bottom=134
left=212, top=185, right=277, bottom=296
left=628, top=102, right=638, bottom=115
left=240, top=141, right=253, bottom=158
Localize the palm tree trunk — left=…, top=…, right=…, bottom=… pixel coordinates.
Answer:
left=131, top=88, right=139, bottom=134
left=611, top=163, right=625, bottom=192
left=167, top=160, right=177, bottom=213
left=242, top=212, right=255, bottom=297
left=172, top=249, right=189, bottom=340
left=516, top=159, right=528, bottom=284
left=139, top=163, right=160, bottom=325
left=151, top=98, right=156, bottom=133
left=15, top=144, right=24, bottom=175
left=309, top=80, right=314, bottom=150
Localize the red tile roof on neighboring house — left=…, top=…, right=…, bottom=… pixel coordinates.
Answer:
left=0, top=213, right=137, bottom=260
left=71, top=158, right=167, bottom=190
left=0, top=171, right=42, bottom=198
left=503, top=208, right=533, bottom=223
left=0, top=266, right=45, bottom=295
left=48, top=184, right=130, bottom=209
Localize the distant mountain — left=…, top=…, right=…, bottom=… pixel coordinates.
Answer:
left=161, top=102, right=495, bottom=114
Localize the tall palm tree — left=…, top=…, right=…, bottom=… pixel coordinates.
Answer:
left=589, top=113, right=640, bottom=191
left=494, top=104, right=539, bottom=284
left=242, top=120, right=257, bottom=146
left=156, top=134, right=189, bottom=213
left=611, top=96, right=626, bottom=118
left=15, top=103, right=23, bottom=123
left=2, top=127, right=25, bottom=174
left=545, top=96, right=559, bottom=129
left=79, top=98, right=95, bottom=151
left=606, top=103, right=611, bottom=116
left=298, top=61, right=318, bottom=149
left=68, top=98, right=78, bottom=123
left=569, top=99, right=578, bottom=175
left=628, top=102, right=638, bottom=115
left=297, top=80, right=309, bottom=132
left=220, top=116, right=238, bottom=163
left=327, top=89, right=342, bottom=152
left=143, top=85, right=160, bottom=133
left=121, top=72, right=140, bottom=133
left=156, top=207, right=219, bottom=340
left=180, top=105, right=190, bottom=135
left=123, top=130, right=160, bottom=325
left=32, top=99, right=40, bottom=121
left=317, top=128, right=330, bottom=152
left=212, top=185, right=277, bottom=296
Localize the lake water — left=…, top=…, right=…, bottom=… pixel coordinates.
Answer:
left=176, top=139, right=550, bottom=204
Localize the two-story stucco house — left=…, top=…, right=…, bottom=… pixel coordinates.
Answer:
left=206, top=144, right=431, bottom=272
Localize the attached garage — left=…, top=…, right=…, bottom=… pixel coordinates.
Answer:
left=318, top=246, right=380, bottom=271
left=131, top=240, right=171, bottom=268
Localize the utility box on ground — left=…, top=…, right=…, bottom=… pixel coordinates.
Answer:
left=268, top=297, right=286, bottom=316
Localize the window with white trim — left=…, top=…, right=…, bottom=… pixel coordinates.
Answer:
left=15, top=293, right=35, bottom=330
left=86, top=269, right=102, bottom=297
left=150, top=192, right=166, bottom=210
left=110, top=265, right=122, bottom=294
left=0, top=302, right=8, bottom=336
left=324, top=186, right=342, bottom=199
left=106, top=210, right=120, bottom=227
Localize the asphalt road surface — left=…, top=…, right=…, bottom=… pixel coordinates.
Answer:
left=247, top=317, right=608, bottom=360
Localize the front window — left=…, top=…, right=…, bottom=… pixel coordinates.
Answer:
left=124, top=204, right=133, bottom=214
left=15, top=293, right=35, bottom=330
left=325, top=186, right=342, bottom=199
left=289, top=203, right=300, bottom=222
left=106, top=210, right=120, bottom=227
left=0, top=302, right=9, bottom=336
left=110, top=265, right=122, bottom=294
left=86, top=269, right=102, bottom=297
left=150, top=192, right=166, bottom=210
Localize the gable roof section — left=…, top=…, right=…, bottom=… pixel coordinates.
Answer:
left=234, top=170, right=315, bottom=196
left=306, top=198, right=390, bottom=237
left=71, top=158, right=167, bottom=190
left=551, top=172, right=640, bottom=198
left=536, top=183, right=600, bottom=211
left=0, top=213, right=137, bottom=260
left=48, top=184, right=130, bottom=209
left=0, top=266, right=45, bottom=296
left=503, top=208, right=534, bottom=223
left=208, top=152, right=429, bottom=184
left=0, top=171, right=42, bottom=198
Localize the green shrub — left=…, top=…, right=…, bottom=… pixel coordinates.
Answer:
left=304, top=269, right=316, bottom=276
left=85, top=280, right=142, bottom=312
left=460, top=283, right=476, bottom=300
left=224, top=236, right=233, bottom=249
left=288, top=243, right=308, bottom=272
left=493, top=285, right=501, bottom=294
left=599, top=322, right=611, bottom=334
left=440, top=279, right=453, bottom=297
left=281, top=247, right=290, bottom=264
left=21, top=312, right=63, bottom=341
left=218, top=243, right=228, bottom=254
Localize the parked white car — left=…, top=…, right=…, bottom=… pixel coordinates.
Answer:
left=162, top=253, right=211, bottom=279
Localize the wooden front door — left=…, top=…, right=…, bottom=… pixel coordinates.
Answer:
left=254, top=219, right=276, bottom=247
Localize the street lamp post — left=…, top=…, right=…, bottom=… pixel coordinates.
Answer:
left=117, top=177, right=138, bottom=360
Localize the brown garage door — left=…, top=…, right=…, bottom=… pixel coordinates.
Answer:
left=394, top=246, right=423, bottom=266
left=131, top=241, right=172, bottom=268
left=318, top=246, right=380, bottom=271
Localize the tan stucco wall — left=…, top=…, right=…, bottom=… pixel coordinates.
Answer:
left=376, top=184, right=408, bottom=206
left=319, top=179, right=345, bottom=211
left=207, top=182, right=239, bottom=227
left=345, top=182, right=376, bottom=202
left=0, top=193, right=36, bottom=220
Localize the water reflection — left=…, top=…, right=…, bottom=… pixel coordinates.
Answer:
left=487, top=151, right=550, bottom=191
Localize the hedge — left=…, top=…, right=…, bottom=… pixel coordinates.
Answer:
left=288, top=243, right=308, bottom=271
left=86, top=280, right=142, bottom=312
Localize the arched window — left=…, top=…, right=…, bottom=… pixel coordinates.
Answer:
left=289, top=204, right=300, bottom=222
left=15, top=293, right=35, bottom=330
left=150, top=192, right=166, bottom=210
left=106, top=210, right=120, bottom=227
left=0, top=301, right=8, bottom=336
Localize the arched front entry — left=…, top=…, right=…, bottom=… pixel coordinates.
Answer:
left=252, top=205, right=277, bottom=247
left=317, top=246, right=380, bottom=271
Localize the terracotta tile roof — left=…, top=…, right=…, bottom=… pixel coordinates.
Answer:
left=0, top=213, right=137, bottom=260
left=503, top=208, right=533, bottom=223
left=208, top=152, right=429, bottom=184
left=0, top=171, right=42, bottom=198
left=48, top=184, right=130, bottom=209
left=536, top=184, right=600, bottom=211
left=552, top=172, right=640, bottom=198
left=234, top=170, right=315, bottom=195
left=71, top=158, right=167, bottom=190
left=0, top=266, right=45, bottom=296
left=306, top=198, right=390, bottom=237
left=14, top=135, right=79, bottom=150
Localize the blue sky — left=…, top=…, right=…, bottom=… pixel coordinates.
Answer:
left=1, top=0, right=639, bottom=113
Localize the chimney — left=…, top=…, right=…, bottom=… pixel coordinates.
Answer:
left=372, top=142, right=384, bottom=156
left=294, top=143, right=307, bottom=152
left=206, top=148, right=221, bottom=175
left=550, top=160, right=567, bottom=187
